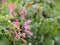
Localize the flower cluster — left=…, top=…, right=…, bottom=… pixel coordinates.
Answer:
left=24, top=19, right=33, bottom=36
left=9, top=3, right=16, bottom=12
left=8, top=4, right=33, bottom=41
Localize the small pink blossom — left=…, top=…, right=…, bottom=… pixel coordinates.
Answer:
left=9, top=15, right=13, bottom=19
left=25, top=30, right=33, bottom=36
left=20, top=8, right=25, bottom=15
left=20, top=8, right=27, bottom=18
left=9, top=29, right=13, bottom=33
left=14, top=37, right=17, bottom=41
left=23, top=13, right=27, bottom=18
left=13, top=12, right=17, bottom=16
left=26, top=19, right=31, bottom=24
left=29, top=32, right=33, bottom=36
left=9, top=3, right=16, bottom=11
left=24, top=25, right=30, bottom=30
left=15, top=33, right=19, bottom=37
left=14, top=33, right=19, bottom=41
left=14, top=19, right=20, bottom=27
left=21, top=33, right=26, bottom=38
left=3, top=0, right=7, bottom=5
left=25, top=30, right=29, bottom=33
left=24, top=19, right=31, bottom=26
left=24, top=22, right=27, bottom=26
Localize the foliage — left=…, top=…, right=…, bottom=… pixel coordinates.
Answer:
left=0, top=0, right=60, bottom=45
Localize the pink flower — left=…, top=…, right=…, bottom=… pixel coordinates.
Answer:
left=26, top=19, right=31, bottom=24
left=20, top=8, right=25, bottom=15
left=14, top=19, right=20, bottom=27
left=24, top=25, right=30, bottom=30
left=9, top=3, right=16, bottom=11
left=14, top=37, right=17, bottom=41
left=14, top=33, right=19, bottom=41
left=3, top=0, right=7, bottom=5
left=25, top=30, right=29, bottom=33
left=24, top=19, right=31, bottom=26
left=9, top=15, right=13, bottom=19
left=20, top=8, right=27, bottom=18
left=23, top=13, right=27, bottom=18
left=24, top=22, right=27, bottom=26
left=21, top=33, right=26, bottom=38
left=29, top=32, right=33, bottom=36
left=13, top=12, right=17, bottom=16
left=15, top=33, right=19, bottom=37
left=25, top=30, right=33, bottom=36
left=9, top=29, right=13, bottom=33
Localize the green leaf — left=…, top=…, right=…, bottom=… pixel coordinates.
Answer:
left=14, top=41, right=22, bottom=45
left=43, top=38, right=54, bottom=45
left=0, top=15, right=5, bottom=22
left=55, top=35, right=60, bottom=44
left=0, top=37, right=10, bottom=45
left=0, top=26, right=3, bottom=31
